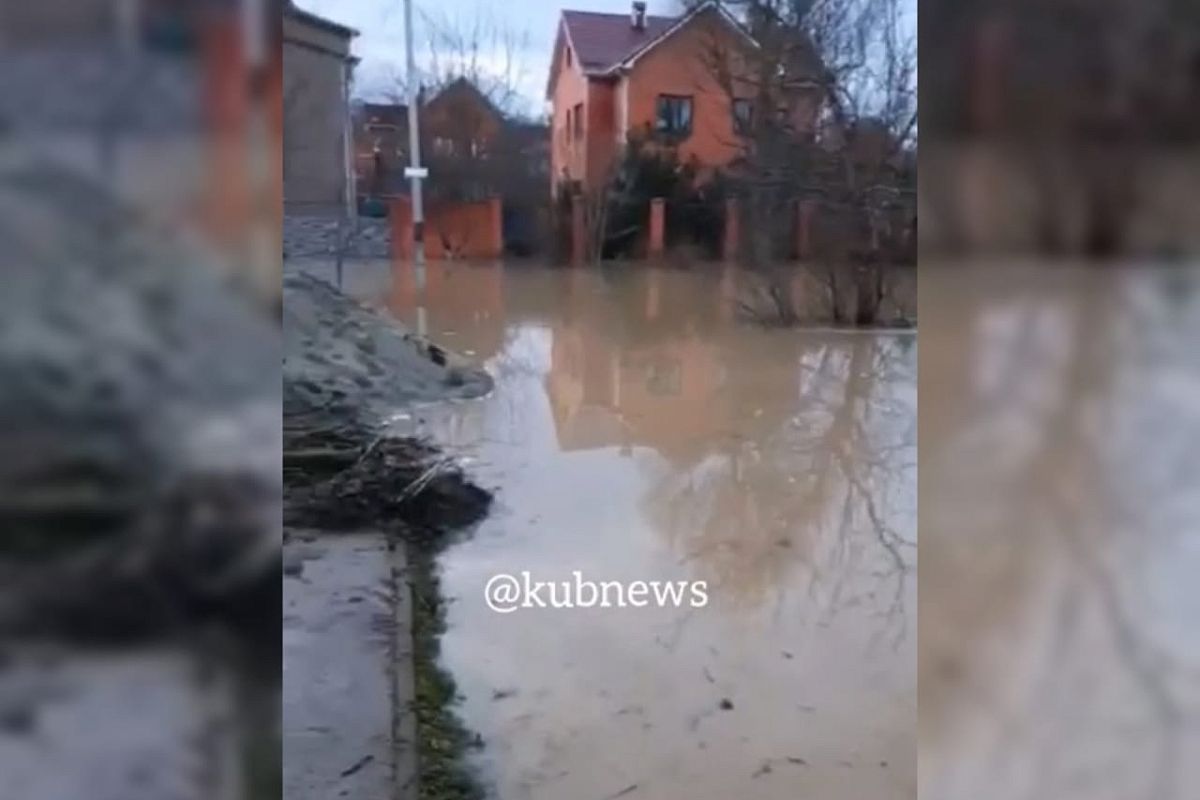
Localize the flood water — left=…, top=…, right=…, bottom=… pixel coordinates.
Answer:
left=347, top=261, right=916, bottom=799
left=919, top=264, right=1200, bottom=800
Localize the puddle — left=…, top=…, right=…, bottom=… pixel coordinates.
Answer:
left=356, top=261, right=917, bottom=799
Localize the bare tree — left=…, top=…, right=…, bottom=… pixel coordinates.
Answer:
left=700, top=0, right=916, bottom=325
left=418, top=5, right=532, bottom=117
left=648, top=334, right=914, bottom=636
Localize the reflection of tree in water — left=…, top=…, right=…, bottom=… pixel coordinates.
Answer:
left=645, top=335, right=916, bottom=643
left=538, top=266, right=916, bottom=638
left=921, top=267, right=1200, bottom=800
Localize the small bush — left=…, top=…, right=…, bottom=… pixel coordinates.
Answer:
left=602, top=130, right=730, bottom=261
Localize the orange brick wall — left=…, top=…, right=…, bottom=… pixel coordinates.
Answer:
left=586, top=79, right=618, bottom=189
left=391, top=196, right=503, bottom=260
left=550, top=40, right=590, bottom=193
left=622, top=14, right=746, bottom=175
left=423, top=83, right=503, bottom=148
left=551, top=12, right=821, bottom=196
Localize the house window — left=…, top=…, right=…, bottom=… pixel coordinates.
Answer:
left=566, top=46, right=572, bottom=68
left=573, top=102, right=584, bottom=139
left=433, top=136, right=454, bottom=156
left=656, top=95, right=693, bottom=136
left=732, top=98, right=754, bottom=135
left=565, top=108, right=573, bottom=142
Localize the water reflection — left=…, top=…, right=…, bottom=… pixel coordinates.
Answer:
left=920, top=264, right=1200, bottom=800
left=380, top=263, right=916, bottom=799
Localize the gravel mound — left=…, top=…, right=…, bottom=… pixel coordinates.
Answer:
left=283, top=271, right=492, bottom=427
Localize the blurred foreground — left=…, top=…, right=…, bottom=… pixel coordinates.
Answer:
left=920, top=0, right=1200, bottom=257
left=920, top=3, right=1199, bottom=796
left=920, top=263, right=1200, bottom=800
left=0, top=3, right=281, bottom=799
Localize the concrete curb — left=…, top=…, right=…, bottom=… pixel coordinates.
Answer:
left=389, top=538, right=419, bottom=800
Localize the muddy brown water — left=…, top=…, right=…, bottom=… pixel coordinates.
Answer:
left=309, top=260, right=917, bottom=799
left=919, top=264, right=1200, bottom=800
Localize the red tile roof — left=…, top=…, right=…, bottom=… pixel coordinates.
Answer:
left=561, top=10, right=677, bottom=72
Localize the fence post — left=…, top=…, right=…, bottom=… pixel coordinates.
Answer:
left=648, top=197, right=665, bottom=258
left=723, top=198, right=740, bottom=261
left=489, top=196, right=504, bottom=258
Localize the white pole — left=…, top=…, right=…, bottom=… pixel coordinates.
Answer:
left=403, top=0, right=427, bottom=335
left=404, top=0, right=426, bottom=273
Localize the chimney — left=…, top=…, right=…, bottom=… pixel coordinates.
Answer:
left=631, top=2, right=647, bottom=31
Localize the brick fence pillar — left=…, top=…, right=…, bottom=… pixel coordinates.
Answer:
left=648, top=197, right=665, bottom=258
left=489, top=196, right=504, bottom=258
left=391, top=196, right=414, bottom=261
left=723, top=198, right=740, bottom=261
left=571, top=194, right=586, bottom=266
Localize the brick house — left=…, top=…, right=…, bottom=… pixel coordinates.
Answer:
left=547, top=0, right=820, bottom=195
left=355, top=78, right=550, bottom=248
left=354, top=79, right=528, bottom=200
left=363, top=78, right=551, bottom=255
left=422, top=78, right=506, bottom=162
left=421, top=78, right=509, bottom=202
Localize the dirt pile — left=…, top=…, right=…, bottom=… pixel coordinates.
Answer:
left=283, top=271, right=492, bottom=426
left=282, top=271, right=493, bottom=543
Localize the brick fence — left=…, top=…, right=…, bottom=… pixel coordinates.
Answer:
left=565, top=195, right=818, bottom=264
left=391, top=196, right=503, bottom=260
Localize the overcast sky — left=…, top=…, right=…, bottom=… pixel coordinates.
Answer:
left=294, top=0, right=913, bottom=118
left=294, top=0, right=671, bottom=116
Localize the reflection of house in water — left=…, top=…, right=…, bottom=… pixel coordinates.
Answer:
left=546, top=324, right=732, bottom=462
left=544, top=268, right=807, bottom=463
left=384, top=262, right=508, bottom=361
left=543, top=267, right=747, bottom=462
left=540, top=275, right=908, bottom=614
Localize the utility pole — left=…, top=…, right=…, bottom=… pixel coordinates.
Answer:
left=403, top=0, right=427, bottom=273
left=403, top=0, right=428, bottom=335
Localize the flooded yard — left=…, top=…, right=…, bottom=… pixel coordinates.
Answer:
left=320, top=261, right=917, bottom=799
